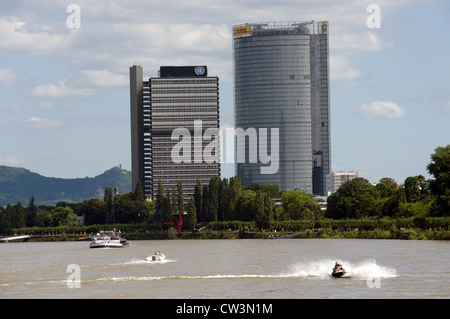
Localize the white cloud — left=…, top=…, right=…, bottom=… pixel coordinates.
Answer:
left=0, top=67, right=18, bottom=84
left=429, top=100, right=450, bottom=114
left=359, top=101, right=406, bottom=119
left=330, top=56, right=363, bottom=80
left=39, top=101, right=71, bottom=112
left=81, top=70, right=128, bottom=88
left=26, top=117, right=64, bottom=130
left=0, top=16, right=75, bottom=55
left=30, top=79, right=96, bottom=98
left=331, top=32, right=394, bottom=55
left=0, top=155, right=26, bottom=167
left=0, top=102, right=22, bottom=112
left=0, top=1, right=411, bottom=87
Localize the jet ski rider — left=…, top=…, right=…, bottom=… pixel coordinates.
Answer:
left=334, top=261, right=345, bottom=272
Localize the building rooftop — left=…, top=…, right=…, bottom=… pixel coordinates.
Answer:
left=233, top=21, right=328, bottom=38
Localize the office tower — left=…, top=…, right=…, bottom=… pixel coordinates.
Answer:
left=233, top=21, right=331, bottom=195
left=327, top=171, right=359, bottom=194
left=130, top=65, right=220, bottom=202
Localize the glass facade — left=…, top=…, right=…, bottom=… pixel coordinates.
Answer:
left=130, top=65, right=220, bottom=201
left=233, top=21, right=331, bottom=195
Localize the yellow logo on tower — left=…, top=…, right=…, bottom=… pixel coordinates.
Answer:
left=233, top=25, right=252, bottom=37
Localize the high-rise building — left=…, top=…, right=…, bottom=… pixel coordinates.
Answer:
left=130, top=65, right=220, bottom=202
left=233, top=21, right=331, bottom=195
left=327, top=170, right=359, bottom=194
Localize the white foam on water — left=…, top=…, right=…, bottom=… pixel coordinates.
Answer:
left=344, top=259, right=397, bottom=279
left=122, top=257, right=177, bottom=265
left=286, top=258, right=397, bottom=279
left=96, top=274, right=283, bottom=283
left=94, top=259, right=397, bottom=283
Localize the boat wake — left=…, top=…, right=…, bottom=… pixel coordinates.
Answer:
left=94, top=259, right=396, bottom=283
left=96, top=274, right=285, bottom=282
left=286, top=258, right=397, bottom=279
left=124, top=257, right=176, bottom=265
left=79, top=257, right=396, bottom=284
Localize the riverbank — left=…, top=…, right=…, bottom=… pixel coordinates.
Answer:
left=127, top=228, right=450, bottom=240
left=4, top=216, right=449, bottom=242
left=8, top=227, right=450, bottom=242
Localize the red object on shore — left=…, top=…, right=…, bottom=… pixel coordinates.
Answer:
left=164, top=214, right=183, bottom=233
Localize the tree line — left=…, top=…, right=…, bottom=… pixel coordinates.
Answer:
left=326, top=145, right=450, bottom=220
left=1, top=145, right=449, bottom=235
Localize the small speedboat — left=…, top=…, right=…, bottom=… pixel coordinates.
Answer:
left=331, top=263, right=346, bottom=278
left=146, top=251, right=166, bottom=262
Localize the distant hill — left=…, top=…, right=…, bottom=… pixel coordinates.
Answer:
left=0, top=166, right=132, bottom=206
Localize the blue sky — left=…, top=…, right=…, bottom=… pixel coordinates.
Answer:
left=0, top=0, right=448, bottom=187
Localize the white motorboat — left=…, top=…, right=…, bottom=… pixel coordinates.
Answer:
left=146, top=251, right=166, bottom=262
left=89, top=230, right=129, bottom=248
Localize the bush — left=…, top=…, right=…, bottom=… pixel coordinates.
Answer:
left=167, top=227, right=178, bottom=239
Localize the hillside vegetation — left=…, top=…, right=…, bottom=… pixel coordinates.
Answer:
left=0, top=166, right=131, bottom=206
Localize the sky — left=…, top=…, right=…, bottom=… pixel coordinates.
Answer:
left=0, top=0, right=449, bottom=187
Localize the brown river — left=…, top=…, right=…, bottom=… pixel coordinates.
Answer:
left=1, top=239, right=449, bottom=299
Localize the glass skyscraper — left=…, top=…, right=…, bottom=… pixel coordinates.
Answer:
left=233, top=21, right=331, bottom=195
left=130, top=65, right=220, bottom=201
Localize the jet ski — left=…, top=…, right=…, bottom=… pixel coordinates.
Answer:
left=331, top=263, right=346, bottom=278
left=146, top=251, right=166, bottom=262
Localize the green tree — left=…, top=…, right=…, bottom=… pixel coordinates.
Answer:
left=134, top=181, right=145, bottom=202
left=114, top=192, right=136, bottom=223
left=186, top=197, right=197, bottom=231
left=26, top=196, right=37, bottom=227
left=1, top=205, right=13, bottom=233
left=405, top=176, right=421, bottom=203
left=359, top=187, right=381, bottom=217
left=109, top=190, right=154, bottom=224
left=379, top=177, right=398, bottom=191
left=194, top=179, right=203, bottom=222
left=161, top=189, right=173, bottom=229
left=382, top=194, right=400, bottom=217
left=218, top=178, right=230, bottom=221
left=236, top=190, right=256, bottom=221
left=200, top=184, right=208, bottom=223
left=254, top=190, right=265, bottom=228
left=206, top=177, right=219, bottom=222
left=155, top=179, right=164, bottom=219
left=134, top=200, right=155, bottom=223
left=397, top=186, right=407, bottom=203
left=50, top=206, right=77, bottom=226
left=104, top=187, right=113, bottom=223
left=375, top=182, right=394, bottom=198
left=176, top=181, right=185, bottom=213
left=14, top=202, right=26, bottom=228
left=170, top=186, right=177, bottom=213
left=281, top=190, right=320, bottom=220
left=255, top=191, right=273, bottom=229
left=263, top=193, right=274, bottom=224
left=326, top=178, right=373, bottom=219
left=427, top=145, right=450, bottom=216
left=81, top=198, right=106, bottom=225
left=244, top=183, right=280, bottom=198
left=228, top=176, right=242, bottom=221
left=34, top=209, right=51, bottom=227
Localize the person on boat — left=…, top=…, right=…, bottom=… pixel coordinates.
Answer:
left=334, top=261, right=345, bottom=272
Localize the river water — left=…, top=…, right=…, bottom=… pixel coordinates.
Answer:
left=0, top=239, right=448, bottom=299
